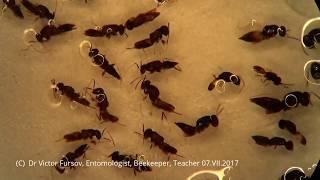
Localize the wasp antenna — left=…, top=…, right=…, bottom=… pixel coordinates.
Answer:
left=134, top=131, right=143, bottom=136
left=286, top=35, right=300, bottom=41
left=130, top=76, right=142, bottom=85
left=134, top=62, right=140, bottom=70
left=173, top=111, right=182, bottom=115
left=216, top=104, right=224, bottom=115
left=311, top=91, right=320, bottom=100
left=105, top=130, right=115, bottom=147
left=175, top=153, right=184, bottom=158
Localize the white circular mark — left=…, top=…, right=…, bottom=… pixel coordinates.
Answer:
left=215, top=79, right=226, bottom=94
left=284, top=94, right=298, bottom=108
left=92, top=54, right=105, bottom=66
left=106, top=28, right=113, bottom=34
left=229, top=74, right=239, bottom=84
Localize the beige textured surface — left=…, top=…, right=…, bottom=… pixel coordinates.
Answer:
left=0, top=0, right=319, bottom=179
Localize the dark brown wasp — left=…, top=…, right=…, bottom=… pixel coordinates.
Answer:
left=250, top=91, right=319, bottom=114
left=302, top=28, right=320, bottom=50
left=2, top=0, right=23, bottom=18
left=84, top=79, right=119, bottom=123
left=252, top=135, right=293, bottom=151
left=62, top=128, right=115, bottom=146
left=21, top=0, right=56, bottom=20
left=108, top=151, right=152, bottom=176
left=128, top=24, right=170, bottom=49
left=149, top=23, right=170, bottom=43
left=129, top=38, right=154, bottom=49
left=125, top=8, right=160, bottom=30
left=55, top=144, right=89, bottom=174
left=80, top=40, right=121, bottom=80
left=51, top=79, right=93, bottom=108
left=208, top=72, right=242, bottom=92
left=280, top=169, right=309, bottom=180
left=278, top=119, right=306, bottom=145
left=175, top=105, right=223, bottom=136
left=135, top=59, right=181, bottom=75
left=253, top=65, right=291, bottom=87
left=24, top=20, right=76, bottom=42
left=134, top=77, right=181, bottom=119
left=135, top=125, right=183, bottom=160
left=84, top=24, right=127, bottom=38
left=239, top=24, right=298, bottom=43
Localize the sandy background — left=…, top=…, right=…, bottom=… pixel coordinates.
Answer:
left=0, top=0, right=319, bottom=179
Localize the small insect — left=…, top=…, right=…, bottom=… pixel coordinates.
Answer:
left=21, top=0, right=56, bottom=20
left=135, top=125, right=183, bottom=160
left=128, top=24, right=169, bottom=50
left=282, top=91, right=311, bottom=109
left=150, top=24, right=170, bottom=43
left=175, top=105, right=223, bottom=136
left=55, top=144, right=89, bottom=174
left=138, top=77, right=181, bottom=119
left=135, top=59, right=181, bottom=75
left=251, top=91, right=319, bottom=114
left=253, top=65, right=291, bottom=87
left=302, top=28, right=320, bottom=49
left=62, top=128, right=115, bottom=146
left=108, top=151, right=152, bottom=175
left=79, top=40, right=121, bottom=80
left=24, top=20, right=76, bottom=43
left=84, top=79, right=119, bottom=122
left=278, top=119, right=306, bottom=145
left=208, top=72, right=242, bottom=92
left=252, top=136, right=293, bottom=151
left=2, top=0, right=24, bottom=18
left=125, top=8, right=160, bottom=30
left=129, top=38, right=154, bottom=49
left=51, top=79, right=92, bottom=108
left=239, top=24, right=298, bottom=43
left=85, top=24, right=127, bottom=38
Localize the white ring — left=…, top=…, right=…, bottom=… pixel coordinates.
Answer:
left=284, top=94, right=298, bottom=108
left=215, top=80, right=226, bottom=94
left=96, top=94, right=106, bottom=103
left=92, top=54, right=105, bottom=66
left=79, top=40, right=92, bottom=51
left=229, top=74, right=239, bottom=84
left=303, top=60, right=320, bottom=85
left=301, top=17, right=320, bottom=48
left=187, top=167, right=232, bottom=180
left=283, top=167, right=306, bottom=180
left=106, top=28, right=113, bottom=34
